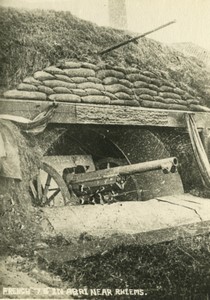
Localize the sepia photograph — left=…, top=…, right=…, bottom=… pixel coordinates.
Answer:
left=1, top=0, right=210, bottom=298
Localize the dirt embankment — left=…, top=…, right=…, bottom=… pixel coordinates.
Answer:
left=0, top=120, right=43, bottom=254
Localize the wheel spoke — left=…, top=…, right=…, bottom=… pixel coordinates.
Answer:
left=42, top=174, right=52, bottom=203
left=45, top=188, right=61, bottom=205
left=36, top=173, right=43, bottom=201
left=29, top=180, right=37, bottom=199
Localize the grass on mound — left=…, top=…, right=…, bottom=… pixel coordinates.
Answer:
left=48, top=234, right=210, bottom=299
left=0, top=6, right=210, bottom=105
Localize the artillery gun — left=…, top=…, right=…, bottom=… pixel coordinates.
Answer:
left=65, top=157, right=178, bottom=205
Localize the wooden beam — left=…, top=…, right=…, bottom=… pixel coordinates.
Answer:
left=1, top=98, right=210, bottom=128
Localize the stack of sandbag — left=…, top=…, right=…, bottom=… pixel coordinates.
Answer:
left=3, top=62, right=110, bottom=105
left=96, top=68, right=139, bottom=107
left=125, top=68, right=203, bottom=111
left=3, top=60, right=210, bottom=112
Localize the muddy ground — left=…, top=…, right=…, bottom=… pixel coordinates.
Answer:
left=1, top=228, right=210, bottom=300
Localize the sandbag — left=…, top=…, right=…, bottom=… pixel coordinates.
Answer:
left=134, top=88, right=157, bottom=96
left=150, top=78, right=163, bottom=87
left=138, top=94, right=154, bottom=101
left=4, top=90, right=47, bottom=100
left=154, top=96, right=165, bottom=103
left=53, top=87, right=71, bottom=93
left=110, top=100, right=125, bottom=105
left=44, top=66, right=65, bottom=75
left=17, top=83, right=38, bottom=92
left=187, top=99, right=200, bottom=105
left=125, top=67, right=139, bottom=74
left=111, top=66, right=126, bottom=74
left=78, top=82, right=104, bottom=90
left=126, top=73, right=150, bottom=83
left=119, top=79, right=133, bottom=88
left=57, top=61, right=81, bottom=69
left=159, top=92, right=182, bottom=100
left=64, top=68, right=95, bottom=78
left=160, top=98, right=183, bottom=105
left=159, top=85, right=174, bottom=93
left=81, top=95, right=110, bottom=104
left=23, top=76, right=41, bottom=86
left=182, top=93, right=192, bottom=100
left=85, top=88, right=102, bottom=96
left=133, top=81, right=149, bottom=88
left=69, top=77, right=87, bottom=84
left=138, top=74, right=152, bottom=84
left=38, top=85, right=54, bottom=95
left=97, top=69, right=124, bottom=80
left=173, top=87, right=185, bottom=95
left=148, top=84, right=160, bottom=92
left=71, top=89, right=87, bottom=97
left=110, top=100, right=139, bottom=107
left=34, top=71, right=55, bottom=81
left=103, top=77, right=119, bottom=85
left=141, top=70, right=156, bottom=78
left=141, top=100, right=168, bottom=109
left=43, top=80, right=76, bottom=89
left=55, top=74, right=75, bottom=83
left=124, top=100, right=139, bottom=106
left=189, top=104, right=210, bottom=112
left=105, top=84, right=132, bottom=95
left=168, top=104, right=188, bottom=111
left=115, top=92, right=132, bottom=100
left=82, top=62, right=98, bottom=71
left=175, top=99, right=188, bottom=106
left=49, top=94, right=81, bottom=103
left=162, top=80, right=176, bottom=88
left=102, top=91, right=118, bottom=100
left=87, top=77, right=102, bottom=84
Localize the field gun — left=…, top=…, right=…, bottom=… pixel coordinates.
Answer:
left=64, top=157, right=178, bottom=204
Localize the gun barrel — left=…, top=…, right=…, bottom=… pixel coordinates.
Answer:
left=99, top=20, right=176, bottom=55
left=119, top=157, right=178, bottom=175
left=67, top=157, right=178, bottom=186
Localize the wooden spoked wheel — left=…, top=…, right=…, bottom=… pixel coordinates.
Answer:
left=29, top=162, right=71, bottom=206
left=95, top=157, right=140, bottom=201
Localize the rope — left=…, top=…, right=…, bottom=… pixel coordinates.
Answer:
left=0, top=102, right=58, bottom=135
left=185, top=114, right=210, bottom=189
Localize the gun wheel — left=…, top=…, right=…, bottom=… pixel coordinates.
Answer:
left=29, top=162, right=71, bottom=207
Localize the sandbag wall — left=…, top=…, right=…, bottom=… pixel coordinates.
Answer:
left=3, top=60, right=209, bottom=112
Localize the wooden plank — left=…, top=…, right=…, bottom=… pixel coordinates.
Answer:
left=1, top=98, right=210, bottom=128
left=37, top=219, right=210, bottom=263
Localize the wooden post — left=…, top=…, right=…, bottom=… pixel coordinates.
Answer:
left=201, top=127, right=209, bottom=158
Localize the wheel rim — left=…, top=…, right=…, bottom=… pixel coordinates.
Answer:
left=29, top=162, right=71, bottom=206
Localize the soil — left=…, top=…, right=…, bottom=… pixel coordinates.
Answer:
left=1, top=233, right=210, bottom=299
left=0, top=255, right=71, bottom=299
